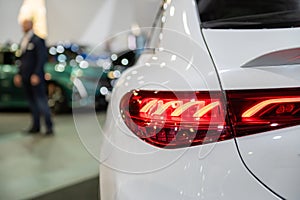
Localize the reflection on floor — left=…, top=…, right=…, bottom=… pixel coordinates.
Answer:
left=0, top=111, right=105, bottom=200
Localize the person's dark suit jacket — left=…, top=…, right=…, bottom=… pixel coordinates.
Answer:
left=18, top=34, right=47, bottom=81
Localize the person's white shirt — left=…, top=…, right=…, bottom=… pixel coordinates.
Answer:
left=20, top=30, right=34, bottom=54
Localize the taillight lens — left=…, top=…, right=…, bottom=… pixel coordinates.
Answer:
left=120, top=88, right=300, bottom=149
left=120, top=90, right=232, bottom=148
left=227, top=88, right=300, bottom=137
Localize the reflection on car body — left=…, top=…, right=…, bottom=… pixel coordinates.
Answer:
left=98, top=49, right=138, bottom=102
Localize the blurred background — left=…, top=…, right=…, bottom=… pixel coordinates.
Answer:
left=1, top=0, right=160, bottom=46
left=0, top=0, right=160, bottom=199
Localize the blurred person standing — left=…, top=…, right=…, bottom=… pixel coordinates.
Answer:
left=14, top=18, right=54, bottom=136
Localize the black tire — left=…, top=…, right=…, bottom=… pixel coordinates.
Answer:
left=47, top=82, right=68, bottom=114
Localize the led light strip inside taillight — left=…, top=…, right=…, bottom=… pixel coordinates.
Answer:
left=120, top=90, right=231, bottom=148
left=227, top=88, right=300, bottom=137
left=120, top=88, right=300, bottom=149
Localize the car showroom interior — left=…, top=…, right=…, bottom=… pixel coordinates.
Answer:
left=0, top=0, right=160, bottom=199
left=1, top=0, right=300, bottom=200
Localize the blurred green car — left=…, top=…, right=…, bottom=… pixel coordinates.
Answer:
left=0, top=43, right=108, bottom=113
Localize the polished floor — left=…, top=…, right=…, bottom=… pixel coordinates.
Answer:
left=0, top=110, right=105, bottom=200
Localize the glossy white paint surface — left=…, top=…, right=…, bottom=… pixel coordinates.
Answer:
left=202, top=12, right=300, bottom=200
left=202, top=28, right=300, bottom=89
left=236, top=126, right=300, bottom=200
left=100, top=0, right=299, bottom=199
left=100, top=138, right=278, bottom=200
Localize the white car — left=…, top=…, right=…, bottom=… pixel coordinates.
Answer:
left=99, top=0, right=300, bottom=199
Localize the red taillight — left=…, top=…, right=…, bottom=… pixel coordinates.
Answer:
left=120, top=88, right=300, bottom=148
left=227, top=88, right=300, bottom=137
left=120, top=90, right=232, bottom=148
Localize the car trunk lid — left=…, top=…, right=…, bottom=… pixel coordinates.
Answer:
left=202, top=27, right=300, bottom=199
